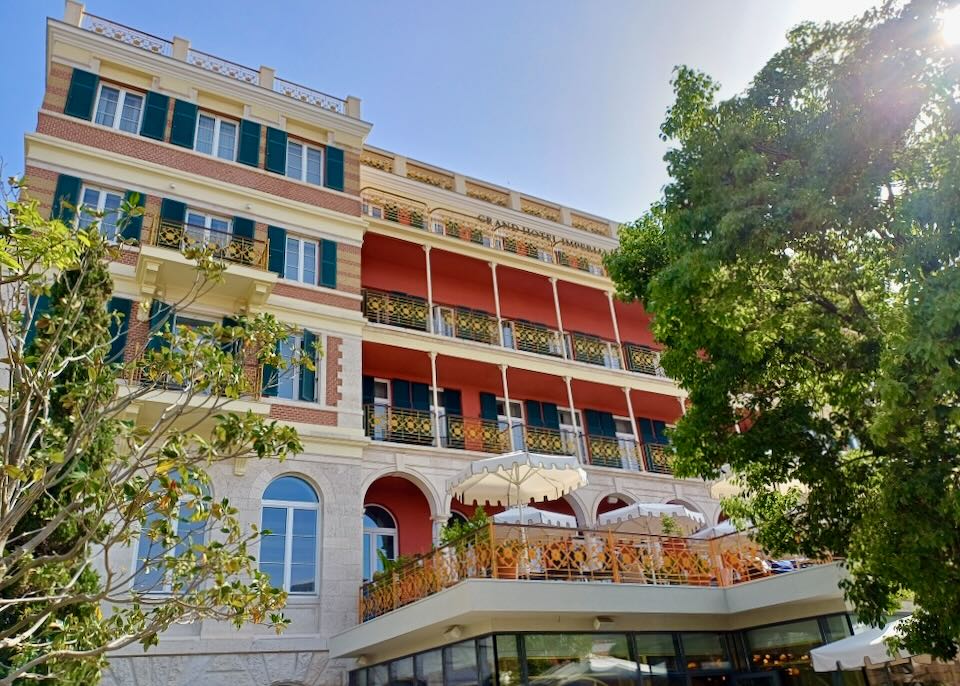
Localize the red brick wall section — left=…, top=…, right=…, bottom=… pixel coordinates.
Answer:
left=36, top=113, right=362, bottom=217
left=325, top=336, right=342, bottom=407
left=22, top=166, right=59, bottom=214
left=344, top=149, right=361, bottom=197
left=269, top=403, right=337, bottom=426
left=337, top=244, right=361, bottom=295
left=123, top=304, right=150, bottom=363
left=271, top=282, right=360, bottom=310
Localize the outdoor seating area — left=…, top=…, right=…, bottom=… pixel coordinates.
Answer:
left=358, top=522, right=825, bottom=621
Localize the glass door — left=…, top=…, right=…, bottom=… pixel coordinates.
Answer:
left=497, top=399, right=523, bottom=451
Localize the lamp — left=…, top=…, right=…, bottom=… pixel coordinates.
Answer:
left=593, top=616, right=614, bottom=631
left=443, top=625, right=463, bottom=640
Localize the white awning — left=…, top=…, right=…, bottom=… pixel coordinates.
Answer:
left=810, top=618, right=912, bottom=672
left=448, top=451, right=588, bottom=507
left=597, top=502, right=705, bottom=535
left=492, top=506, right=579, bottom=528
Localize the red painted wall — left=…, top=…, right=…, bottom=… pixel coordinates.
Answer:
left=431, top=251, right=496, bottom=312
left=497, top=268, right=558, bottom=327
left=614, top=299, right=658, bottom=347
left=365, top=476, right=433, bottom=557
left=557, top=282, right=615, bottom=339
left=362, top=235, right=428, bottom=298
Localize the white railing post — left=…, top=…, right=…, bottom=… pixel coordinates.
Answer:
left=172, top=36, right=189, bottom=61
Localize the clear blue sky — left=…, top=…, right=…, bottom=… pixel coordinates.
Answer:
left=0, top=0, right=877, bottom=221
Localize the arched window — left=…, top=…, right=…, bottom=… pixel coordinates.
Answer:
left=363, top=505, right=397, bottom=582
left=133, top=475, right=207, bottom=592
left=261, top=476, right=319, bottom=594
left=447, top=511, right=468, bottom=528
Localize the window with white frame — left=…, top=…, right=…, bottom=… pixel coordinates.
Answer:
left=362, top=505, right=396, bottom=582
left=194, top=113, right=238, bottom=161
left=185, top=210, right=232, bottom=248
left=363, top=202, right=383, bottom=220
left=132, top=480, right=206, bottom=593
left=285, top=140, right=323, bottom=185
left=283, top=235, right=318, bottom=284
left=94, top=84, right=144, bottom=133
left=275, top=333, right=320, bottom=401
left=78, top=186, right=123, bottom=241
left=260, top=476, right=319, bottom=594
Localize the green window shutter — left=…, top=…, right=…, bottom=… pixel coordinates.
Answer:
left=51, top=174, right=82, bottom=223
left=25, top=294, right=51, bottom=351
left=107, top=297, right=133, bottom=363
left=319, top=239, right=337, bottom=288
left=232, top=217, right=255, bottom=239
left=146, top=300, right=174, bottom=352
left=542, top=402, right=560, bottom=431
left=237, top=120, right=261, bottom=167
left=599, top=412, right=616, bottom=437
left=139, top=92, right=169, bottom=140
left=121, top=190, right=146, bottom=242
left=299, top=330, right=318, bottom=402
left=261, top=342, right=279, bottom=397
left=160, top=198, right=186, bottom=222
left=265, top=127, right=287, bottom=174
left=479, top=392, right=498, bottom=421
left=362, top=375, right=375, bottom=406
left=324, top=145, right=344, bottom=191
left=585, top=410, right=603, bottom=437
left=525, top=400, right=544, bottom=428
left=637, top=417, right=656, bottom=445
left=64, top=68, right=98, bottom=120
left=391, top=379, right=411, bottom=409
left=267, top=226, right=286, bottom=276
left=169, top=100, right=198, bottom=148
left=442, top=389, right=462, bottom=416
left=411, top=382, right=430, bottom=412
left=653, top=420, right=669, bottom=443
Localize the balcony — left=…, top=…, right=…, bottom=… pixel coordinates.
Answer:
left=357, top=523, right=832, bottom=621
left=433, top=305, right=499, bottom=345
left=362, top=289, right=429, bottom=332
left=565, top=331, right=623, bottom=369
left=361, top=190, right=607, bottom=278
left=364, top=405, right=435, bottom=446
left=502, top=319, right=564, bottom=357
left=623, top=342, right=667, bottom=377
left=136, top=218, right=275, bottom=306
left=644, top=443, right=673, bottom=474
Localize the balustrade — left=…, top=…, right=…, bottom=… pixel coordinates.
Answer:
left=359, top=523, right=831, bottom=621
left=623, top=342, right=667, bottom=377
left=361, top=190, right=427, bottom=229
left=565, top=332, right=623, bottom=369
left=432, top=305, right=499, bottom=345
left=644, top=443, right=673, bottom=474
left=585, top=435, right=640, bottom=470
left=148, top=218, right=268, bottom=269
left=443, top=416, right=510, bottom=454
left=502, top=319, right=564, bottom=357
left=364, top=405, right=434, bottom=446
left=362, top=289, right=429, bottom=332
left=515, top=425, right=579, bottom=456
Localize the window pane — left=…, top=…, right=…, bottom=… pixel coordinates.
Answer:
left=745, top=619, right=824, bottom=686
left=525, top=634, right=635, bottom=685
left=477, top=636, right=495, bottom=686
left=209, top=217, right=230, bottom=235
left=95, top=86, right=119, bottom=127
left=284, top=237, right=300, bottom=281
left=259, top=533, right=285, bottom=564
left=196, top=115, right=215, bottom=154
left=293, top=508, right=317, bottom=536
left=133, top=509, right=167, bottom=591
left=302, top=240, right=317, bottom=285
left=259, top=561, right=284, bottom=589
left=634, top=633, right=678, bottom=673
left=286, top=141, right=303, bottom=179
left=79, top=188, right=101, bottom=230
left=261, top=506, right=287, bottom=535
left=276, top=337, right=298, bottom=400
left=119, top=92, right=143, bottom=133
left=289, top=563, right=315, bottom=593
left=306, top=148, right=322, bottom=185
left=217, top=121, right=237, bottom=160
left=495, top=635, right=521, bottom=686
left=444, top=640, right=478, bottom=686
left=291, top=535, right=316, bottom=564
left=680, top=633, right=730, bottom=671
left=822, top=614, right=852, bottom=643
left=264, top=475, right=318, bottom=503
left=368, top=665, right=388, bottom=686
left=392, top=657, right=414, bottom=685
left=415, top=649, right=443, bottom=686
left=100, top=192, right=122, bottom=241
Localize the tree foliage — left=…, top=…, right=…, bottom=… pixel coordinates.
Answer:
left=0, top=181, right=306, bottom=684
left=606, top=0, right=960, bottom=658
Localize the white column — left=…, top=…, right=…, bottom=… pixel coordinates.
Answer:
left=431, top=514, right=448, bottom=546
left=678, top=395, right=688, bottom=416
left=430, top=352, right=442, bottom=448
left=624, top=387, right=644, bottom=471
left=490, top=262, right=505, bottom=346
left=550, top=277, right=568, bottom=359
left=424, top=245, right=434, bottom=333
left=607, top=291, right=623, bottom=346
left=564, top=376, right=582, bottom=464
left=500, top=364, right=515, bottom=450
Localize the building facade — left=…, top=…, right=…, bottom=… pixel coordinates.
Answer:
left=21, top=4, right=864, bottom=686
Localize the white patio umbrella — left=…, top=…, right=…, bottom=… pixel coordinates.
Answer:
left=448, top=451, right=588, bottom=521
left=811, top=617, right=912, bottom=672
left=690, top=519, right=743, bottom=539
left=598, top=502, right=705, bottom=535
left=493, top=506, right=578, bottom=528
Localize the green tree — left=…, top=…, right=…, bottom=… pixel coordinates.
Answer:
left=0, top=181, right=306, bottom=684
left=606, top=0, right=960, bottom=658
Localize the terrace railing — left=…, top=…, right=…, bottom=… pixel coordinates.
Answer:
left=643, top=443, right=673, bottom=474
left=148, top=218, right=268, bottom=269
left=359, top=523, right=831, bottom=621
left=443, top=416, right=510, bottom=454
left=585, top=435, right=641, bottom=470
left=362, top=289, right=429, bottom=332
left=364, top=405, right=434, bottom=446
left=433, top=305, right=499, bottom=345
left=502, top=319, right=564, bottom=357
left=565, top=332, right=623, bottom=369
left=623, top=343, right=667, bottom=377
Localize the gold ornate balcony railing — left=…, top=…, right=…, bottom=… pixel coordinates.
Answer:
left=623, top=342, right=667, bottom=377
left=432, top=304, right=499, bottom=345
left=586, top=435, right=640, bottom=470
left=498, top=224, right=557, bottom=264
left=358, top=523, right=832, bottom=621
left=644, top=443, right=673, bottom=474
left=362, top=289, right=429, bottom=332
left=147, top=218, right=268, bottom=269
left=517, top=426, right=579, bottom=456
left=429, top=210, right=500, bottom=248
left=502, top=319, right=564, bottom=357
left=443, top=416, right=510, bottom=454
left=364, top=405, right=434, bottom=446
left=361, top=189, right=427, bottom=229
left=565, top=332, right=623, bottom=369
left=554, top=239, right=607, bottom=276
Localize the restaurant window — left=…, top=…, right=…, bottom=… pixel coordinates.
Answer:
left=415, top=648, right=443, bottom=686
left=524, top=633, right=636, bottom=686
left=745, top=618, right=825, bottom=686
left=444, top=639, right=480, bottom=686
left=681, top=633, right=731, bottom=671
left=495, top=635, right=521, bottom=686
left=390, top=656, right=415, bottom=686
left=634, top=633, right=679, bottom=675
left=367, top=664, right=388, bottom=686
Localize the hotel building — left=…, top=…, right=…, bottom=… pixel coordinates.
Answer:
left=21, top=4, right=866, bottom=685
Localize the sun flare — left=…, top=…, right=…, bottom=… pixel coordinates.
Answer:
left=942, top=5, right=960, bottom=45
